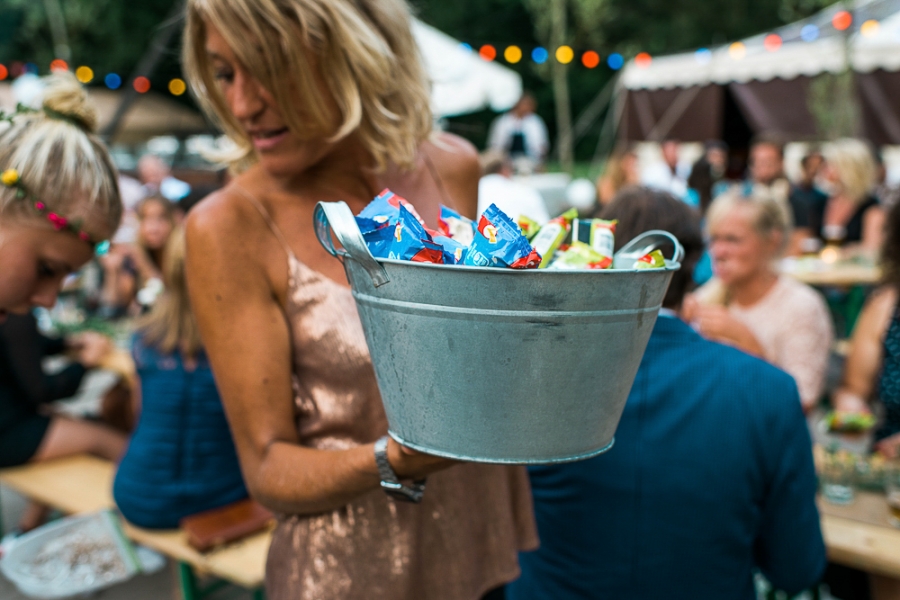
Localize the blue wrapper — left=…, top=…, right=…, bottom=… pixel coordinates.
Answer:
left=365, top=204, right=443, bottom=264
left=356, top=189, right=425, bottom=234
left=433, top=234, right=468, bottom=264
left=463, top=204, right=542, bottom=269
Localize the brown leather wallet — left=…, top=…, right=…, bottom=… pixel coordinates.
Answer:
left=180, top=499, right=274, bottom=552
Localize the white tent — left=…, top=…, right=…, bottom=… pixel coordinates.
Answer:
left=615, top=0, right=900, bottom=145
left=621, top=0, right=900, bottom=90
left=412, top=19, right=523, bottom=117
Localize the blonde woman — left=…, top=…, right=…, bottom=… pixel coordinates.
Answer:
left=596, top=146, right=639, bottom=206
left=0, top=73, right=125, bottom=527
left=100, top=195, right=176, bottom=314
left=684, top=189, right=833, bottom=411
left=805, top=138, right=884, bottom=252
left=113, top=227, right=247, bottom=528
left=181, top=1, right=536, bottom=599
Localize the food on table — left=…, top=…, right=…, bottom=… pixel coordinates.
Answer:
left=826, top=410, right=877, bottom=433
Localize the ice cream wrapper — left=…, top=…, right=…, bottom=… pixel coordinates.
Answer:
left=517, top=215, right=540, bottom=240
left=464, top=203, right=542, bottom=269
left=547, top=241, right=612, bottom=270
left=589, top=219, right=617, bottom=258
left=634, top=249, right=666, bottom=269
left=364, top=203, right=443, bottom=264
left=531, top=208, right=578, bottom=269
left=438, top=205, right=475, bottom=246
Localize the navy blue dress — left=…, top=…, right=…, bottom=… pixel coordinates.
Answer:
left=113, top=335, right=247, bottom=529
left=877, top=302, right=900, bottom=441
left=507, top=316, right=825, bottom=600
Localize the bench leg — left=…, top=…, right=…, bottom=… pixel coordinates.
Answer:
left=178, top=561, right=199, bottom=600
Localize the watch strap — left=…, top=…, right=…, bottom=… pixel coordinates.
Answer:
left=374, top=436, right=426, bottom=503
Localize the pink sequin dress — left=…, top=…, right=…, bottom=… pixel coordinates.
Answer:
left=241, top=191, right=538, bottom=600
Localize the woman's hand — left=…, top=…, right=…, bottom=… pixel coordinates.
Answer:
left=386, top=438, right=458, bottom=480
left=876, top=432, right=900, bottom=458
left=832, top=389, right=871, bottom=415
left=69, top=332, right=112, bottom=368
left=692, top=305, right=765, bottom=357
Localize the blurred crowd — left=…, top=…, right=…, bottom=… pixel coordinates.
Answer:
left=3, top=0, right=900, bottom=597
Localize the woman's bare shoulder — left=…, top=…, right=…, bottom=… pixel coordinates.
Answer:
left=186, top=176, right=276, bottom=252
left=425, top=132, right=481, bottom=180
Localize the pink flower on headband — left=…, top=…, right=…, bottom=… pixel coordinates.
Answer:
left=79, top=231, right=90, bottom=242
left=47, top=213, right=68, bottom=230
left=34, top=201, right=45, bottom=211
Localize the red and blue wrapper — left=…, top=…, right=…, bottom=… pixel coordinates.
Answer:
left=463, top=204, right=542, bottom=269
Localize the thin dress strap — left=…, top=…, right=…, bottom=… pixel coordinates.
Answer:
left=232, top=185, right=297, bottom=261
left=421, top=148, right=455, bottom=208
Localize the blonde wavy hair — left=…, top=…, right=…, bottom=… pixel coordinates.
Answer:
left=701, top=187, right=790, bottom=306
left=139, top=226, right=203, bottom=358
left=823, top=138, right=876, bottom=205
left=0, top=73, right=122, bottom=238
left=183, top=0, right=433, bottom=172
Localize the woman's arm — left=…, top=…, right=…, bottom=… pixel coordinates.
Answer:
left=186, top=192, right=449, bottom=515
left=774, top=295, right=833, bottom=412
left=833, top=286, right=896, bottom=413
left=692, top=304, right=767, bottom=357
left=99, top=248, right=137, bottom=309
left=0, top=314, right=86, bottom=406
left=862, top=205, right=886, bottom=254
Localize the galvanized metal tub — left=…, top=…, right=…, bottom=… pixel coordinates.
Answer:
left=314, top=201, right=682, bottom=464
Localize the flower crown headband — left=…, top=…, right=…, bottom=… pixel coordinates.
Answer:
left=0, top=103, right=109, bottom=255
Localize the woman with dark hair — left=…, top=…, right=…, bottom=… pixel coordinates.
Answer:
left=833, top=199, right=900, bottom=456
left=593, top=185, right=704, bottom=307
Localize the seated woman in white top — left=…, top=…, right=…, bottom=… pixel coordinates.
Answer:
left=684, top=188, right=833, bottom=412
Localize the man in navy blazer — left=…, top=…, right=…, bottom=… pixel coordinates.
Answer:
left=507, top=187, right=825, bottom=600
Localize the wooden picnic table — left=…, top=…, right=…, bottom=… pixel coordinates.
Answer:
left=819, top=491, right=900, bottom=578
left=785, top=262, right=881, bottom=288
left=0, top=455, right=270, bottom=593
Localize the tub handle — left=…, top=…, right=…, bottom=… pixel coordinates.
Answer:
left=612, top=230, right=684, bottom=269
left=314, top=201, right=390, bottom=287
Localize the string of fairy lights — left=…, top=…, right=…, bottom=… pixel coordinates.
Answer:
left=0, top=9, right=884, bottom=94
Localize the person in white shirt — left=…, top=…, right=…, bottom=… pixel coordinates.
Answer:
left=641, top=139, right=689, bottom=200
left=487, top=93, right=549, bottom=172
left=477, top=150, right=550, bottom=225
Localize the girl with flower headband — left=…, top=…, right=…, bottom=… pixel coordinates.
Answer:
left=0, top=73, right=125, bottom=527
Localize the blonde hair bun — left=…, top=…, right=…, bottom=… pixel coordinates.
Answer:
left=41, top=72, right=99, bottom=133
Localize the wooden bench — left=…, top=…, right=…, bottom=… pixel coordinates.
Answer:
left=0, top=454, right=269, bottom=600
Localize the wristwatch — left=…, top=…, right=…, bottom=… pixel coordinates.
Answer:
left=374, top=436, right=427, bottom=503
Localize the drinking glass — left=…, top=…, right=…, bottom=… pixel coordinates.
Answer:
left=821, top=446, right=856, bottom=505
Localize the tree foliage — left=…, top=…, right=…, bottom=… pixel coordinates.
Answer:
left=0, top=0, right=183, bottom=94
left=414, top=0, right=833, bottom=160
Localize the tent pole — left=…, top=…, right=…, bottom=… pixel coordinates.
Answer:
left=592, top=75, right=627, bottom=168
left=571, top=76, right=617, bottom=146
left=645, top=85, right=702, bottom=142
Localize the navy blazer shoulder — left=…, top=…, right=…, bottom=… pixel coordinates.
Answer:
left=509, top=316, right=825, bottom=600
